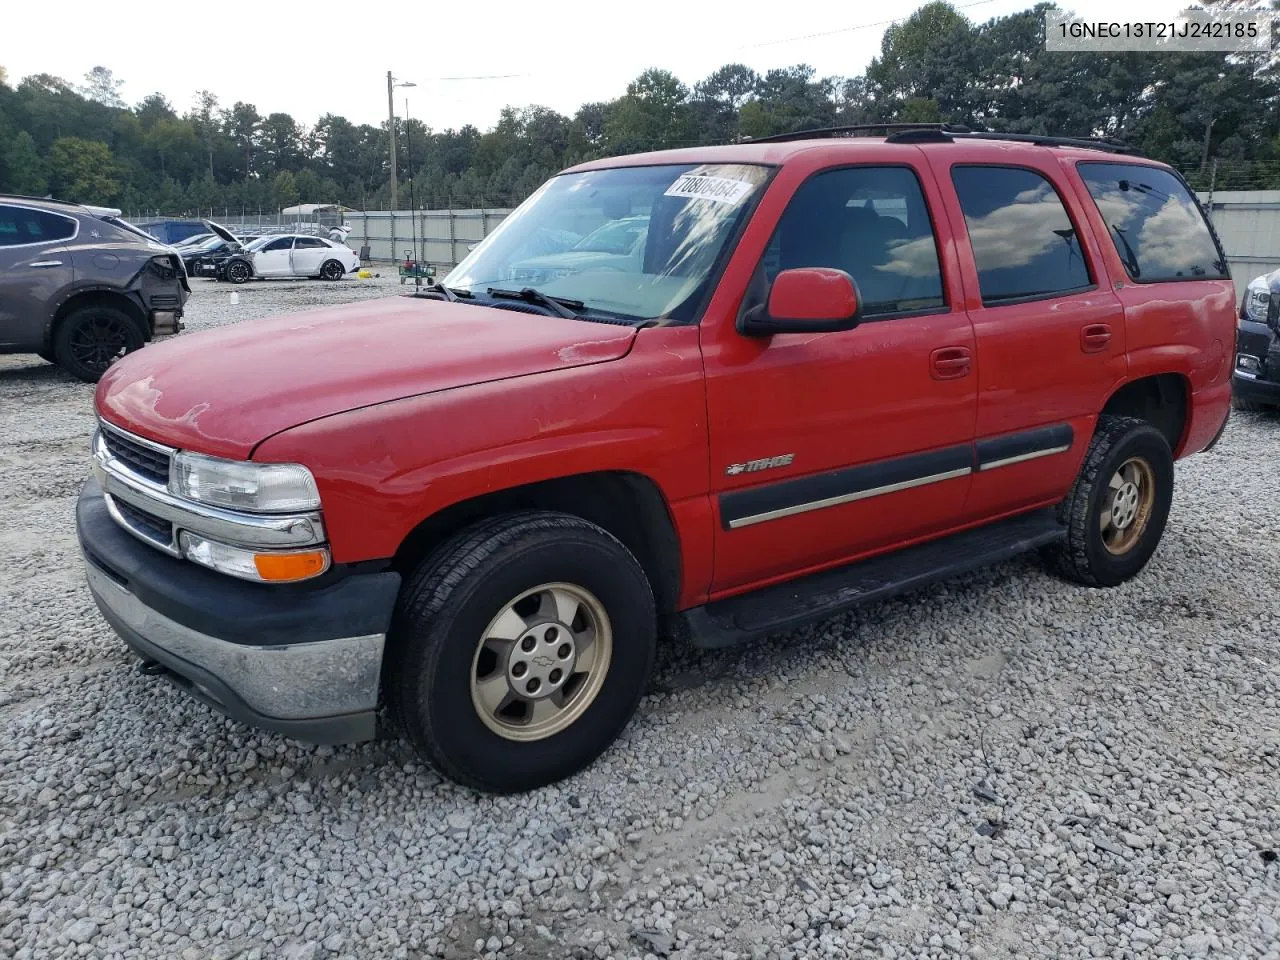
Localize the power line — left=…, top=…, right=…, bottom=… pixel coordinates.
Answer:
left=431, top=74, right=529, bottom=81
left=747, top=0, right=1002, bottom=49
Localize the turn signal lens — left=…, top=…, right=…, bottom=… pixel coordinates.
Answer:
left=254, top=550, right=330, bottom=582
left=179, top=531, right=330, bottom=583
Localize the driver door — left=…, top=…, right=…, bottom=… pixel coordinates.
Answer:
left=702, top=161, right=978, bottom=593
left=254, top=236, right=294, bottom=277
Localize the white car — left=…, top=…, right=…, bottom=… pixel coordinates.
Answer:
left=206, top=224, right=360, bottom=284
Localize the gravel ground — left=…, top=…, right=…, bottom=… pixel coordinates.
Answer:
left=2, top=276, right=1279, bottom=960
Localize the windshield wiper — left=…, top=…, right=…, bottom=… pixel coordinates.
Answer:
left=423, top=282, right=471, bottom=302
left=486, top=286, right=582, bottom=320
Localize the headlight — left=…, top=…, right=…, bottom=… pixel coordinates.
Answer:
left=1246, top=288, right=1270, bottom=321
left=179, top=532, right=330, bottom=583
left=169, top=452, right=320, bottom=513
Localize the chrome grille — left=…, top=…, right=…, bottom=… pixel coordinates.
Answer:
left=101, top=426, right=171, bottom=485
left=110, top=496, right=174, bottom=549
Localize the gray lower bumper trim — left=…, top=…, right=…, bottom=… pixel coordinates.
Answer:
left=85, top=559, right=384, bottom=731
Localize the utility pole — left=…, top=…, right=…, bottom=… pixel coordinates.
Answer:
left=387, top=73, right=417, bottom=213
left=386, top=70, right=398, bottom=212
left=406, top=96, right=419, bottom=264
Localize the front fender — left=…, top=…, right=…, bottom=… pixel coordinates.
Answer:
left=250, top=326, right=713, bottom=594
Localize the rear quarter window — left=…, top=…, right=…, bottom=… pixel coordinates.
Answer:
left=1076, top=162, right=1228, bottom=282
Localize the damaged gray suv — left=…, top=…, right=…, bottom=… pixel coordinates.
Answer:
left=0, top=196, right=188, bottom=382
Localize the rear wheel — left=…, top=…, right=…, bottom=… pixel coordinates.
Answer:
left=53, top=306, right=145, bottom=383
left=1043, top=415, right=1174, bottom=587
left=386, top=511, right=656, bottom=793
left=320, top=259, right=345, bottom=281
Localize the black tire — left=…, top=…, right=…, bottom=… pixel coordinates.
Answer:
left=386, top=511, right=656, bottom=793
left=1232, top=394, right=1269, bottom=412
left=53, top=306, right=145, bottom=383
left=225, top=259, right=252, bottom=284
left=1043, top=415, right=1174, bottom=587
left=320, top=259, right=345, bottom=281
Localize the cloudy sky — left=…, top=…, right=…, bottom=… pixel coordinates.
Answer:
left=6, top=0, right=1186, bottom=132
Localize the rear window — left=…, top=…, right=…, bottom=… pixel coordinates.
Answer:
left=951, top=166, right=1092, bottom=305
left=1077, top=162, right=1228, bottom=282
left=0, top=205, right=77, bottom=246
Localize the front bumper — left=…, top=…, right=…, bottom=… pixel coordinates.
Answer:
left=77, top=478, right=401, bottom=744
left=1233, top=371, right=1280, bottom=406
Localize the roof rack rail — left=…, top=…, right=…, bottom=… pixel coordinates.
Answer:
left=947, top=131, right=1139, bottom=155
left=744, top=123, right=1140, bottom=155
left=744, top=123, right=972, bottom=144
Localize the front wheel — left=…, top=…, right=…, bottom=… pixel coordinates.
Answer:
left=386, top=511, right=656, bottom=793
left=1043, top=415, right=1174, bottom=587
left=224, top=259, right=252, bottom=284
left=320, top=259, right=345, bottom=281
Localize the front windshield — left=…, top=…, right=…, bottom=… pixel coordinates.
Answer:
left=444, top=163, right=771, bottom=323
left=573, top=217, right=647, bottom=254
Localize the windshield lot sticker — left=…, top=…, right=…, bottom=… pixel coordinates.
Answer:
left=665, top=174, right=755, bottom=205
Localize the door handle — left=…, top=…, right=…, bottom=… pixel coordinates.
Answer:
left=1080, top=323, right=1113, bottom=353
left=28, top=260, right=63, bottom=268
left=930, top=346, right=972, bottom=380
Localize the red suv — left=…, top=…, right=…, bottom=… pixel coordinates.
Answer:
left=78, top=126, right=1234, bottom=793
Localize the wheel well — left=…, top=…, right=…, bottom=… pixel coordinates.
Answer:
left=1101, top=374, right=1189, bottom=452
left=50, top=291, right=148, bottom=350
left=393, top=471, right=683, bottom=614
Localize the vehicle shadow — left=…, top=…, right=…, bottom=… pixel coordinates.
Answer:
left=0, top=361, right=78, bottom=386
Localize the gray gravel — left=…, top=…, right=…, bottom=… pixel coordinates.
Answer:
left=2, top=276, right=1280, bottom=959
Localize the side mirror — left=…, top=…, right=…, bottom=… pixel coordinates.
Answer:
left=739, top=267, right=861, bottom=337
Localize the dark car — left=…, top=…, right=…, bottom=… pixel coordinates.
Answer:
left=1233, top=268, right=1280, bottom=410
left=180, top=234, right=240, bottom=276
left=0, top=196, right=188, bottom=381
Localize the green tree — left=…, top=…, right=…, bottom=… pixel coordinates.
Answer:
left=226, top=101, right=262, bottom=178
left=604, top=69, right=694, bottom=153
left=866, top=2, right=978, bottom=122
left=80, top=66, right=124, bottom=108
left=272, top=169, right=299, bottom=209
left=48, top=137, right=120, bottom=203
left=4, top=131, right=48, bottom=194
left=261, top=112, right=302, bottom=172
left=190, top=90, right=220, bottom=179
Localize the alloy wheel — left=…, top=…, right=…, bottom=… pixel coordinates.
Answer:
left=469, top=582, right=613, bottom=742
left=1100, top=456, right=1155, bottom=555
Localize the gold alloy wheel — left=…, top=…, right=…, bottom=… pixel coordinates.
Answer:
left=1100, top=456, right=1155, bottom=556
left=469, top=582, right=613, bottom=742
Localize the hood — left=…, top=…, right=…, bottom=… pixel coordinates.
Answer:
left=204, top=219, right=240, bottom=245
left=96, top=297, right=637, bottom=460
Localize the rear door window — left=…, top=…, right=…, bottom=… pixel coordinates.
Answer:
left=1077, top=162, right=1228, bottom=282
left=0, top=205, right=77, bottom=247
left=951, top=166, right=1092, bottom=305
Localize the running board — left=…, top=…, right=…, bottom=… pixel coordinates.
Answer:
left=681, top=508, right=1066, bottom=649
